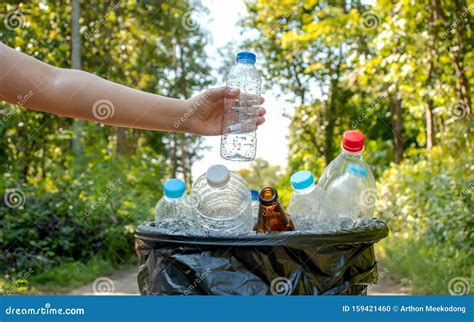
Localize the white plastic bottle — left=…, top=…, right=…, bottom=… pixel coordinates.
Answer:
left=318, top=130, right=376, bottom=229
left=154, top=179, right=195, bottom=229
left=288, top=170, right=323, bottom=230
left=220, top=51, right=262, bottom=161
left=191, top=165, right=253, bottom=232
left=250, top=189, right=259, bottom=219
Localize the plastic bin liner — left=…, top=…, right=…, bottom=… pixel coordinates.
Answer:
left=134, top=219, right=388, bottom=295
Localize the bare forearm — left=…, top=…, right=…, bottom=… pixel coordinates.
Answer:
left=0, top=43, right=187, bottom=132
left=49, top=69, right=187, bottom=132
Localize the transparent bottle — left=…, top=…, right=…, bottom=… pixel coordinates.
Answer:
left=253, top=187, right=294, bottom=233
left=318, top=130, right=376, bottom=229
left=220, top=51, right=262, bottom=161
left=288, top=170, right=323, bottom=231
left=155, top=179, right=195, bottom=229
left=191, top=165, right=253, bottom=232
left=250, top=189, right=259, bottom=219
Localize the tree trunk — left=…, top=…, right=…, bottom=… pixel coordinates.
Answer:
left=324, top=94, right=336, bottom=166
left=425, top=98, right=435, bottom=149
left=170, top=133, right=178, bottom=178
left=452, top=2, right=472, bottom=108
left=116, top=128, right=127, bottom=155
left=390, top=95, right=404, bottom=163
left=71, top=0, right=83, bottom=157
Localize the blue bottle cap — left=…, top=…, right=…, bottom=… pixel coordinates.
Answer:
left=250, top=189, right=259, bottom=201
left=236, top=51, right=256, bottom=64
left=163, top=179, right=186, bottom=198
left=290, top=170, right=314, bottom=190
left=347, top=164, right=367, bottom=177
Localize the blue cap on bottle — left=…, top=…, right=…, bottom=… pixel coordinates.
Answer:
left=236, top=51, right=256, bottom=64
left=163, top=179, right=186, bottom=198
left=347, top=164, right=367, bottom=177
left=290, top=170, right=314, bottom=190
left=250, top=189, right=259, bottom=201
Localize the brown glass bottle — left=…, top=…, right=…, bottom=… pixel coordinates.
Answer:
left=253, top=186, right=295, bottom=233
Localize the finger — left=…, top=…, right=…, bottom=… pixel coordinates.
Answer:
left=258, top=107, right=266, bottom=116
left=256, top=116, right=265, bottom=126
left=206, top=86, right=240, bottom=102
left=258, top=96, right=265, bottom=104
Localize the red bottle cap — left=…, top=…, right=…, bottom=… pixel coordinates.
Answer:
left=342, top=130, right=364, bottom=152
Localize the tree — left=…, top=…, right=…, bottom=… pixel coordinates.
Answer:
left=238, top=158, right=282, bottom=189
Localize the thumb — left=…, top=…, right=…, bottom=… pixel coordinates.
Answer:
left=206, top=86, right=240, bottom=102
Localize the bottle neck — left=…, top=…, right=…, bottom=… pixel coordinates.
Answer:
left=341, top=148, right=363, bottom=160
left=164, top=195, right=184, bottom=202
left=293, top=183, right=316, bottom=195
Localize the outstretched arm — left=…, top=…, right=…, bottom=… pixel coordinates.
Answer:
left=0, top=43, right=265, bottom=135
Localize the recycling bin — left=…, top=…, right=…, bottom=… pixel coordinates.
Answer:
left=134, top=219, right=388, bottom=295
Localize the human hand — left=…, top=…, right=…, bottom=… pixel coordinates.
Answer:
left=177, top=86, right=266, bottom=136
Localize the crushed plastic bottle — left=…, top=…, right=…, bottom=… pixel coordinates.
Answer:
left=318, top=130, right=376, bottom=229
left=220, top=51, right=262, bottom=161
left=191, top=165, right=253, bottom=232
left=155, top=179, right=195, bottom=229
left=288, top=170, right=324, bottom=231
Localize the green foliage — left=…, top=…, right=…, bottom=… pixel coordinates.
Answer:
left=0, top=154, right=165, bottom=277
left=238, top=158, right=283, bottom=189
left=381, top=238, right=473, bottom=295
left=377, top=145, right=473, bottom=293
left=0, top=0, right=211, bottom=292
left=243, top=0, right=473, bottom=294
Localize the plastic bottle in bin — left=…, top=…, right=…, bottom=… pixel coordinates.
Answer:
left=318, top=130, right=376, bottom=228
left=253, top=187, right=294, bottom=233
left=250, top=189, right=259, bottom=219
left=220, top=51, right=262, bottom=161
left=191, top=164, right=253, bottom=232
left=155, top=179, right=195, bottom=229
left=288, top=170, right=323, bottom=230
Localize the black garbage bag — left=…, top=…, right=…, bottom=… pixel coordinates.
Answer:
left=134, top=220, right=388, bottom=295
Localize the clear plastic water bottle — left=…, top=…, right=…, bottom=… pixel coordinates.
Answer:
left=288, top=170, right=324, bottom=231
left=250, top=189, right=259, bottom=219
left=191, top=165, right=253, bottom=232
left=220, top=51, right=262, bottom=161
left=155, top=179, right=195, bottom=229
left=318, top=130, right=376, bottom=229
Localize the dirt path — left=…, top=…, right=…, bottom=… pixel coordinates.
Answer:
left=368, top=275, right=409, bottom=295
left=70, top=266, right=408, bottom=295
left=69, top=267, right=139, bottom=295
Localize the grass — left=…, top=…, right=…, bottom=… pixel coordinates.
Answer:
left=376, top=237, right=473, bottom=295
left=2, top=255, right=135, bottom=294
